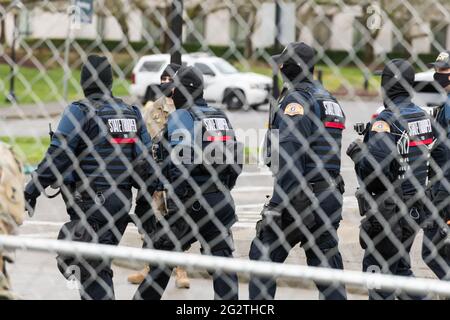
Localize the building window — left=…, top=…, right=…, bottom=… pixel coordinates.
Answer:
left=19, top=9, right=31, bottom=37
left=312, top=16, right=333, bottom=48
left=430, top=21, right=448, bottom=53
left=352, top=16, right=365, bottom=49
left=142, top=10, right=165, bottom=44
left=97, top=15, right=106, bottom=39
left=230, top=17, right=246, bottom=47
left=185, top=15, right=205, bottom=44
left=392, top=33, right=407, bottom=54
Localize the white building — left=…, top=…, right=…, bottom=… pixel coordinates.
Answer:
left=6, top=2, right=450, bottom=56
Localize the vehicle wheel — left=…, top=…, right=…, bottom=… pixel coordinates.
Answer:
left=224, top=89, right=247, bottom=111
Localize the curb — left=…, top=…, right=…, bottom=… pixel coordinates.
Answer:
left=0, top=111, right=62, bottom=120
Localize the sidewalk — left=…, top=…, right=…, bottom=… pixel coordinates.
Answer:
left=0, top=101, right=65, bottom=120
left=0, top=96, right=137, bottom=120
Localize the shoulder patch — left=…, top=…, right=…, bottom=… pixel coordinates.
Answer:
left=284, top=103, right=304, bottom=116
left=371, top=120, right=390, bottom=133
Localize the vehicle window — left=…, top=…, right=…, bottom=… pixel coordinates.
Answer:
left=414, top=81, right=441, bottom=93
left=212, top=59, right=238, bottom=74
left=140, top=61, right=165, bottom=72
left=194, top=63, right=216, bottom=76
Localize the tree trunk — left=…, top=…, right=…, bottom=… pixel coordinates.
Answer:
left=244, top=11, right=255, bottom=59
left=161, top=5, right=171, bottom=52
left=0, top=16, right=5, bottom=47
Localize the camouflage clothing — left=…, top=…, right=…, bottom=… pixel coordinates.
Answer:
left=0, top=142, right=25, bottom=299
left=142, top=96, right=175, bottom=215
left=142, top=96, right=175, bottom=139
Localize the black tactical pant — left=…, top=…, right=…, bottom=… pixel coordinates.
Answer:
left=248, top=188, right=347, bottom=300
left=421, top=190, right=450, bottom=281
left=57, top=187, right=132, bottom=300
left=133, top=191, right=238, bottom=300
left=361, top=195, right=425, bottom=300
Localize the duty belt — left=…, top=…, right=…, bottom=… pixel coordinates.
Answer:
left=183, top=183, right=228, bottom=197
left=308, top=175, right=344, bottom=194
left=72, top=182, right=131, bottom=200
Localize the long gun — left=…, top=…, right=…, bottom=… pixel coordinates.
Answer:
left=44, top=123, right=61, bottom=199
left=49, top=123, right=54, bottom=139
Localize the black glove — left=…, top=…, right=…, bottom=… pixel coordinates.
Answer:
left=256, top=202, right=283, bottom=237
left=346, top=140, right=363, bottom=163
left=24, top=180, right=41, bottom=217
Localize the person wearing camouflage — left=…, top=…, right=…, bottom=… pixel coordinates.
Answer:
left=127, top=63, right=190, bottom=289
left=0, top=142, right=25, bottom=300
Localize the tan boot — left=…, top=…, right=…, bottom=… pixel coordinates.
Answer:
left=174, top=266, right=190, bottom=289
left=127, top=265, right=150, bottom=285
left=0, top=257, right=14, bottom=300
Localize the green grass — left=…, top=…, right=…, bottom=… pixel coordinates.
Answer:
left=0, top=61, right=380, bottom=107
left=234, top=62, right=381, bottom=94
left=0, top=136, right=49, bottom=165
left=0, top=64, right=130, bottom=106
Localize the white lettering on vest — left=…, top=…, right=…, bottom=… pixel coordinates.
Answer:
left=408, top=119, right=431, bottom=136
left=108, top=119, right=137, bottom=133
left=323, top=101, right=343, bottom=117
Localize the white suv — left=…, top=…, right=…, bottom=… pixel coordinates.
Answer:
left=130, top=53, right=272, bottom=111
left=374, top=69, right=447, bottom=117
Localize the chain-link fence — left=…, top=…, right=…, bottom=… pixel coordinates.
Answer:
left=0, top=0, right=450, bottom=300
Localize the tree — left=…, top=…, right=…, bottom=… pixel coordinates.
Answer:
left=184, top=0, right=263, bottom=59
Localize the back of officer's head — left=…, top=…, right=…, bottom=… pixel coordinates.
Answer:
left=81, top=55, right=113, bottom=98
left=171, top=66, right=204, bottom=108
left=381, top=59, right=415, bottom=105
left=274, top=42, right=315, bottom=82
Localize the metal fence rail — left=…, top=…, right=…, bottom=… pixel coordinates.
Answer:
left=0, top=0, right=449, bottom=300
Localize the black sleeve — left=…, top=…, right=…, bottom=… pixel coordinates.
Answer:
left=270, top=96, right=312, bottom=207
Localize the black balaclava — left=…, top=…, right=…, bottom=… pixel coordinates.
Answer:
left=81, top=55, right=113, bottom=98
left=280, top=63, right=314, bottom=83
left=172, top=86, right=203, bottom=108
left=170, top=66, right=204, bottom=109
left=381, top=59, right=415, bottom=106
left=433, top=72, right=450, bottom=90
left=161, top=63, right=181, bottom=81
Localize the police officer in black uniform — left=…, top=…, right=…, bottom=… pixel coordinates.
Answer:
left=347, top=59, right=436, bottom=300
left=249, top=42, right=347, bottom=300
left=24, top=55, right=155, bottom=300
left=133, top=66, right=242, bottom=300
left=422, top=51, right=450, bottom=280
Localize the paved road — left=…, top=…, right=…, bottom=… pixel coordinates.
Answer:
left=2, top=99, right=439, bottom=299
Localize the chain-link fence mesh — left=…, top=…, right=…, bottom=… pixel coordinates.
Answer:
left=0, top=0, right=449, bottom=300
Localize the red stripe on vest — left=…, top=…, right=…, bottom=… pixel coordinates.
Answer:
left=324, top=122, right=345, bottom=129
left=409, top=138, right=433, bottom=147
left=207, top=136, right=231, bottom=142
left=111, top=138, right=137, bottom=144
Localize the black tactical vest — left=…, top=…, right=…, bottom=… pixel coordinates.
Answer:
left=75, top=98, right=140, bottom=189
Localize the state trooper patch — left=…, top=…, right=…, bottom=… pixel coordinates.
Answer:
left=371, top=120, right=390, bottom=133
left=284, top=103, right=304, bottom=116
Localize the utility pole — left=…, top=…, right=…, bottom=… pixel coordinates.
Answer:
left=6, top=1, right=23, bottom=103
left=272, top=0, right=282, bottom=100
left=170, top=0, right=183, bottom=65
